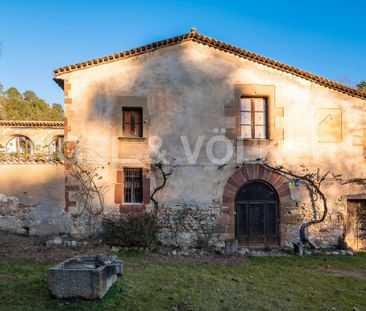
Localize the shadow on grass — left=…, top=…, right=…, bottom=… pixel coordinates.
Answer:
left=0, top=253, right=365, bottom=311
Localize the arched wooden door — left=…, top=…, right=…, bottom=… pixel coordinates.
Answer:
left=235, top=181, right=279, bottom=247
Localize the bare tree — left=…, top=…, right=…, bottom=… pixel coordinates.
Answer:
left=146, top=153, right=176, bottom=209
left=64, top=141, right=108, bottom=236
left=342, top=178, right=366, bottom=190
left=150, top=161, right=174, bottom=208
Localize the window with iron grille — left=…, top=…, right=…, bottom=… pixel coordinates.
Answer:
left=124, top=168, right=143, bottom=203
left=49, top=136, right=64, bottom=154
left=122, top=108, right=142, bottom=137
left=240, top=97, right=268, bottom=139
left=6, top=136, right=34, bottom=154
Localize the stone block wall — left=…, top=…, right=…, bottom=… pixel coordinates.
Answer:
left=157, top=202, right=224, bottom=252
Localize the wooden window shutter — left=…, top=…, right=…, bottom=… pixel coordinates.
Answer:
left=114, top=169, right=123, bottom=204
left=122, top=108, right=143, bottom=137
left=122, top=110, right=131, bottom=136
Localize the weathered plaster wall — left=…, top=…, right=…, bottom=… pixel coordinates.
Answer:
left=0, top=126, right=63, bottom=153
left=58, top=40, right=365, bottom=248
left=0, top=165, right=69, bottom=235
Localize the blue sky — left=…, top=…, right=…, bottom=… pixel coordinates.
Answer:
left=0, top=0, right=365, bottom=105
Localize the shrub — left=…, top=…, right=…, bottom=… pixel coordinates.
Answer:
left=102, top=212, right=159, bottom=248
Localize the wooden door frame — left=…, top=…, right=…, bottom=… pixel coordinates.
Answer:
left=235, top=181, right=280, bottom=248
left=346, top=199, right=366, bottom=251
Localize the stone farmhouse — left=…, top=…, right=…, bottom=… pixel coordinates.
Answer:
left=1, top=29, right=365, bottom=251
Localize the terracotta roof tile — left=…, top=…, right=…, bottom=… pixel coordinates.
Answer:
left=0, top=120, right=64, bottom=128
left=53, top=28, right=366, bottom=100
left=0, top=154, right=63, bottom=165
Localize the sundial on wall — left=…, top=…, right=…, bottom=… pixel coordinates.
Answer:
left=317, top=108, right=342, bottom=142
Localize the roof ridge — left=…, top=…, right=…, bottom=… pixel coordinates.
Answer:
left=52, top=28, right=366, bottom=100
left=53, top=29, right=196, bottom=76
left=190, top=32, right=366, bottom=100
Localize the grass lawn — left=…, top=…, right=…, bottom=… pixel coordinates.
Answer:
left=0, top=252, right=365, bottom=311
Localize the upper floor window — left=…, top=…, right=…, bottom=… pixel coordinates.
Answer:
left=49, top=136, right=64, bottom=154
left=6, top=136, right=34, bottom=154
left=240, top=97, right=268, bottom=139
left=122, top=108, right=142, bottom=137
left=124, top=168, right=142, bottom=203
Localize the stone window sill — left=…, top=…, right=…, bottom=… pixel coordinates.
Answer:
left=241, top=139, right=273, bottom=146
left=117, top=137, right=147, bottom=142
left=119, top=203, right=146, bottom=213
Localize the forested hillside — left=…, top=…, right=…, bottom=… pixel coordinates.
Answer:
left=0, top=82, right=63, bottom=121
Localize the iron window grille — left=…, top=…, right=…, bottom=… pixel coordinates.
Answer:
left=6, top=136, right=34, bottom=154
left=49, top=136, right=64, bottom=154
left=124, top=168, right=143, bottom=203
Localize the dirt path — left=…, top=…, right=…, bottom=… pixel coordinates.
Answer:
left=150, top=253, right=249, bottom=265
left=324, top=268, right=366, bottom=281
left=0, top=232, right=110, bottom=262
left=0, top=232, right=249, bottom=265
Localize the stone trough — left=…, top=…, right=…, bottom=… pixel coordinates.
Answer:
left=48, top=255, right=123, bottom=299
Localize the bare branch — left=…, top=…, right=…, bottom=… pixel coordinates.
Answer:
left=63, top=140, right=107, bottom=237
left=150, top=161, right=174, bottom=208
left=249, top=160, right=341, bottom=249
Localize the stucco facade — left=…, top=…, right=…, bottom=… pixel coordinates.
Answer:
left=53, top=29, right=366, bottom=250
left=0, top=121, right=67, bottom=235
left=0, top=120, right=64, bottom=156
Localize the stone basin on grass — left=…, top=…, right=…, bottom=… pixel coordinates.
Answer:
left=48, top=255, right=123, bottom=299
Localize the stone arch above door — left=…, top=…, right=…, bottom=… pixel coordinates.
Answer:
left=218, top=164, right=295, bottom=245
